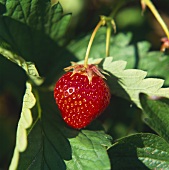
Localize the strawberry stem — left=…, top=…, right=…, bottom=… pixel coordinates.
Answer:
left=84, top=19, right=105, bottom=68
left=141, top=0, right=169, bottom=40
left=106, top=19, right=116, bottom=57
left=106, top=24, right=111, bottom=57
left=84, top=16, right=116, bottom=67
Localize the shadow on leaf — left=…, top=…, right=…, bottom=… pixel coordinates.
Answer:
left=0, top=16, right=78, bottom=85
left=17, top=90, right=79, bottom=170
left=108, top=135, right=150, bottom=170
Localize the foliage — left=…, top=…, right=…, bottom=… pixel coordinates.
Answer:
left=1, top=0, right=169, bottom=169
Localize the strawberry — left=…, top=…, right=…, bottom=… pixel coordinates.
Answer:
left=54, top=63, right=111, bottom=129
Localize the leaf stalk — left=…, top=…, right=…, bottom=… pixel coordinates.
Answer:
left=141, top=0, right=169, bottom=39
left=84, top=16, right=116, bottom=68
left=84, top=19, right=105, bottom=68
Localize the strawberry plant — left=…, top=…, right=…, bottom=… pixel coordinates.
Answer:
left=1, top=0, right=169, bottom=169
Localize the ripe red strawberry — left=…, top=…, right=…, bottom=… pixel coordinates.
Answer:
left=54, top=64, right=111, bottom=129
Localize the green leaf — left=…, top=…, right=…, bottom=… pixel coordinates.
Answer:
left=16, top=120, right=68, bottom=170
left=139, top=51, right=169, bottom=85
left=108, top=133, right=169, bottom=169
left=0, top=1, right=74, bottom=82
left=0, top=16, right=76, bottom=82
left=0, top=3, right=5, bottom=15
left=68, top=28, right=135, bottom=63
left=68, top=28, right=108, bottom=60
left=69, top=29, right=169, bottom=87
left=140, top=93, right=169, bottom=143
left=68, top=28, right=149, bottom=68
left=0, top=1, right=71, bottom=43
left=102, top=57, right=169, bottom=108
left=9, top=82, right=36, bottom=170
left=10, top=88, right=75, bottom=170
left=65, top=130, right=112, bottom=170
left=0, top=47, right=44, bottom=85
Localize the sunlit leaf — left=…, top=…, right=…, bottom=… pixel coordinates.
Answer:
left=68, top=28, right=169, bottom=86
left=102, top=57, right=169, bottom=108
left=9, top=82, right=36, bottom=170
left=65, top=130, right=112, bottom=170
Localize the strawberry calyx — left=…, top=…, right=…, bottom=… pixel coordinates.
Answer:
left=64, top=63, right=108, bottom=83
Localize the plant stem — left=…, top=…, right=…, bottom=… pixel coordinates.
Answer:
left=142, top=0, right=169, bottom=39
left=106, top=19, right=116, bottom=57
left=106, top=24, right=112, bottom=57
left=84, top=20, right=105, bottom=68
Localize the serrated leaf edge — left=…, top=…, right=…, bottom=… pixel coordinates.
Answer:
left=9, top=82, right=36, bottom=170
left=103, top=57, right=169, bottom=108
